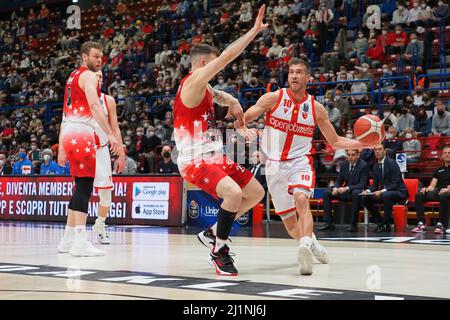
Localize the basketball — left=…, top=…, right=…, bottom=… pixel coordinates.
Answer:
left=353, top=115, right=385, bottom=145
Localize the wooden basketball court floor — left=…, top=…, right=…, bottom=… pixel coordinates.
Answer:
left=0, top=221, right=449, bottom=300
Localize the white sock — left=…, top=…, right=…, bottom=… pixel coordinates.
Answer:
left=96, top=216, right=106, bottom=223
left=74, top=225, right=87, bottom=239
left=64, top=226, right=75, bottom=238
left=214, top=237, right=227, bottom=253
left=211, top=223, right=217, bottom=236
left=300, top=236, right=312, bottom=247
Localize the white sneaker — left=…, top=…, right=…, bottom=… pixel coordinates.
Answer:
left=69, top=239, right=105, bottom=257
left=57, top=236, right=74, bottom=253
left=93, top=220, right=110, bottom=244
left=297, top=238, right=313, bottom=275
left=311, top=233, right=329, bottom=264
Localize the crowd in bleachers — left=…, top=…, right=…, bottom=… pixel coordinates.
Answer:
left=0, top=0, right=450, bottom=178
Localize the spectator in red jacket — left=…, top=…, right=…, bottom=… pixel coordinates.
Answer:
left=362, top=37, right=385, bottom=68
left=389, top=25, right=408, bottom=54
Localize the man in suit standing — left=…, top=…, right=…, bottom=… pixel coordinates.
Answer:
left=362, top=144, right=408, bottom=232
left=249, top=151, right=267, bottom=194
left=317, top=149, right=368, bottom=232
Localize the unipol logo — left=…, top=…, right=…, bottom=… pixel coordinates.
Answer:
left=67, top=5, right=81, bottom=30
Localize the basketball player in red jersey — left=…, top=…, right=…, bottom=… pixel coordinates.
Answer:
left=91, top=70, right=126, bottom=245
left=57, top=42, right=119, bottom=256
left=242, top=58, right=371, bottom=275
left=174, top=6, right=268, bottom=276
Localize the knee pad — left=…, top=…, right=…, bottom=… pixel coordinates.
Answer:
left=68, top=177, right=94, bottom=214
left=98, top=189, right=112, bottom=207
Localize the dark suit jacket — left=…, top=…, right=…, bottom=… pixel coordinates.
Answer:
left=369, top=156, right=408, bottom=198
left=335, top=159, right=368, bottom=192
left=0, top=164, right=12, bottom=175
left=249, top=163, right=267, bottom=191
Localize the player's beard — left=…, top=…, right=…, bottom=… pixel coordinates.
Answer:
left=86, top=59, right=100, bottom=72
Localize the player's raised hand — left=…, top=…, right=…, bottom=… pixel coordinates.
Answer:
left=252, top=5, right=269, bottom=33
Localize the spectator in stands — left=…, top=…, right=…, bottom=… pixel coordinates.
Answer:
left=414, top=107, right=432, bottom=136
left=391, top=3, right=409, bottom=25
left=40, top=148, right=65, bottom=175
left=12, top=147, right=34, bottom=175
left=319, top=149, right=368, bottom=232
left=413, top=66, right=429, bottom=89
left=321, top=41, right=344, bottom=72
left=431, top=100, right=450, bottom=136
left=349, top=31, right=368, bottom=62
left=362, top=37, right=384, bottom=68
left=404, top=33, right=424, bottom=66
left=434, top=1, right=450, bottom=23
left=395, top=106, right=416, bottom=136
left=274, top=0, right=290, bottom=17
left=413, top=145, right=450, bottom=234
left=156, top=145, right=179, bottom=174
left=383, top=105, right=399, bottom=126
left=362, top=144, right=408, bottom=232
left=0, top=153, right=12, bottom=175
left=389, top=24, right=408, bottom=54
left=328, top=101, right=342, bottom=131
left=418, top=0, right=434, bottom=26
left=401, top=127, right=421, bottom=164
left=407, top=1, right=421, bottom=28
left=412, top=86, right=425, bottom=107
left=384, top=126, right=403, bottom=158
left=350, top=73, right=368, bottom=106
left=266, top=39, right=283, bottom=59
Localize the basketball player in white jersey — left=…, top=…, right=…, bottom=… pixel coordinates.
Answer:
left=242, top=58, right=369, bottom=275
left=91, top=70, right=126, bottom=244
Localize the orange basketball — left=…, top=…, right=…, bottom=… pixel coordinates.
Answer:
left=353, top=114, right=385, bottom=145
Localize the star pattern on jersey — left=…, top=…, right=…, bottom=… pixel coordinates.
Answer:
left=85, top=147, right=91, bottom=153
left=203, top=177, right=209, bottom=184
left=68, top=104, right=72, bottom=110
left=73, top=108, right=78, bottom=115
left=201, top=113, right=209, bottom=122
left=87, top=141, right=92, bottom=146
left=194, top=163, right=201, bottom=168
left=79, top=106, right=85, bottom=112
left=193, top=120, right=201, bottom=128
left=70, top=138, right=77, bottom=146
left=178, top=124, right=185, bottom=131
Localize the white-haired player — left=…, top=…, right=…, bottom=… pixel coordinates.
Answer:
left=241, top=58, right=372, bottom=275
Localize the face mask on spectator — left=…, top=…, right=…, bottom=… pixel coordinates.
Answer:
left=413, top=2, right=419, bottom=8
left=258, top=124, right=265, bottom=129
left=396, top=30, right=401, bottom=35
left=232, top=66, right=238, bottom=72
left=386, top=133, right=394, bottom=139
left=32, top=115, right=37, bottom=120
left=383, top=68, right=389, bottom=73
left=19, top=152, right=26, bottom=159
left=371, top=111, right=378, bottom=116
left=438, top=1, right=444, bottom=6
left=358, top=33, right=363, bottom=38
left=411, top=38, right=417, bottom=43
left=126, top=130, right=132, bottom=136
left=333, top=45, right=339, bottom=51
left=43, top=154, right=50, bottom=162
left=157, top=125, right=163, bottom=130
left=405, top=133, right=413, bottom=139
left=218, top=79, right=224, bottom=84
left=163, top=152, right=171, bottom=158
left=31, top=145, right=37, bottom=150
left=137, top=131, right=144, bottom=137
left=421, top=3, right=426, bottom=8
left=383, top=112, right=390, bottom=118
left=438, top=110, right=445, bottom=116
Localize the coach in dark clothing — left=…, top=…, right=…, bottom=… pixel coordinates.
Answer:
left=414, top=146, right=450, bottom=232
left=362, top=144, right=408, bottom=232
left=318, top=149, right=368, bottom=232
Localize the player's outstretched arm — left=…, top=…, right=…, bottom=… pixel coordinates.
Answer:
left=188, top=5, right=268, bottom=87
left=241, top=91, right=279, bottom=127
left=315, top=101, right=366, bottom=149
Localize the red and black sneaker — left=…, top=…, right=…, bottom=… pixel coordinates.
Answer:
left=210, top=244, right=238, bottom=276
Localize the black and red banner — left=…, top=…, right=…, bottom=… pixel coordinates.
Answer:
left=0, top=175, right=185, bottom=226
